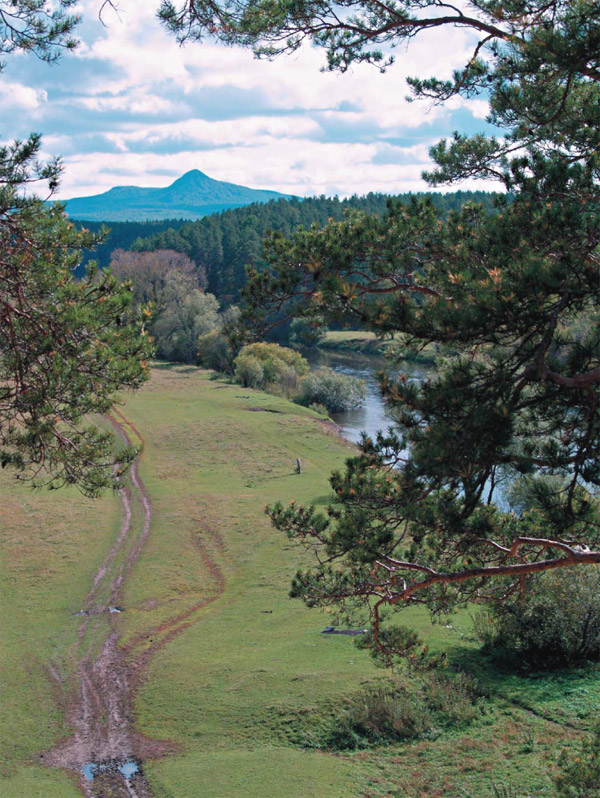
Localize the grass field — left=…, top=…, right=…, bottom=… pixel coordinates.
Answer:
left=320, top=331, right=438, bottom=364
left=1, top=365, right=598, bottom=798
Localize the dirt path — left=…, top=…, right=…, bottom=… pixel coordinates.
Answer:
left=45, top=416, right=156, bottom=797
left=44, top=412, right=225, bottom=797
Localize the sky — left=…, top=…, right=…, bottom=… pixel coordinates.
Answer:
left=5, top=0, right=497, bottom=200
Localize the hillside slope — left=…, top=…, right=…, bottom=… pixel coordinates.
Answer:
left=62, top=170, right=292, bottom=221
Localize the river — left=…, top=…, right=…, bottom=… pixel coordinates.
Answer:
left=304, top=348, right=430, bottom=445
left=307, top=347, right=510, bottom=508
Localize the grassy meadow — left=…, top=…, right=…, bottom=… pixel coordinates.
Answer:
left=1, top=364, right=598, bottom=797
left=320, top=331, right=438, bottom=364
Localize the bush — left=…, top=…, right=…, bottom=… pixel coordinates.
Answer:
left=235, top=355, right=264, bottom=389
left=297, top=368, right=366, bottom=413
left=151, top=275, right=220, bottom=363
left=319, top=669, right=484, bottom=751
left=554, top=723, right=600, bottom=798
left=233, top=343, right=309, bottom=395
left=324, top=686, right=428, bottom=750
left=197, top=330, right=236, bottom=374
left=475, top=567, right=600, bottom=669
left=420, top=671, right=484, bottom=727
left=290, top=317, right=325, bottom=347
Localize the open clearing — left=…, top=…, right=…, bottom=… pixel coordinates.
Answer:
left=1, top=365, right=597, bottom=797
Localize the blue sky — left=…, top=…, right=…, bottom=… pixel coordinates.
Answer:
left=5, top=0, right=496, bottom=199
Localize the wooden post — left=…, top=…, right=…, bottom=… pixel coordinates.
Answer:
left=296, top=458, right=302, bottom=474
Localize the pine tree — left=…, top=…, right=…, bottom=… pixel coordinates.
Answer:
left=163, top=0, right=600, bottom=648
left=0, top=136, right=152, bottom=496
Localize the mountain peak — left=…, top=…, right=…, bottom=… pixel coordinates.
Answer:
left=62, top=170, right=292, bottom=222
left=170, top=169, right=211, bottom=186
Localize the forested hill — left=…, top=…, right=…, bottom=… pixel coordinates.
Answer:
left=129, top=191, right=498, bottom=303
left=74, top=218, right=189, bottom=276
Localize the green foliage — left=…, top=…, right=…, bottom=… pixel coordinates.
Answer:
left=355, top=625, right=427, bottom=669
left=421, top=671, right=484, bottom=727
left=316, top=671, right=484, bottom=750
left=151, top=273, right=220, bottom=363
left=233, top=0, right=600, bottom=650
left=197, top=330, right=236, bottom=374
left=289, top=317, right=325, bottom=347
left=0, top=135, right=152, bottom=495
left=554, top=723, right=600, bottom=798
left=234, top=343, right=309, bottom=393
left=297, top=368, right=366, bottom=413
left=324, top=685, right=427, bottom=749
left=132, top=192, right=498, bottom=304
left=74, top=219, right=188, bottom=276
left=111, top=249, right=219, bottom=364
left=476, top=567, right=600, bottom=669
left=0, top=0, right=79, bottom=71
left=234, top=354, right=265, bottom=390
left=110, top=248, right=207, bottom=307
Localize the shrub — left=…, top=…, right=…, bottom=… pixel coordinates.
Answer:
left=151, top=276, right=220, bottom=363
left=275, top=364, right=301, bottom=396
left=420, top=671, right=484, bottom=727
left=290, top=317, right=325, bottom=347
left=235, top=355, right=264, bottom=389
left=197, top=330, right=236, bottom=374
left=475, top=566, right=600, bottom=669
left=233, top=343, right=309, bottom=395
left=324, top=686, right=428, bottom=750
left=554, top=723, right=600, bottom=798
left=316, top=669, right=484, bottom=751
left=241, top=343, right=309, bottom=380
left=297, top=368, right=366, bottom=413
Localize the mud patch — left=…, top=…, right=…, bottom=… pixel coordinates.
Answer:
left=74, top=606, right=124, bottom=617
left=82, top=758, right=140, bottom=781
left=322, top=626, right=367, bottom=636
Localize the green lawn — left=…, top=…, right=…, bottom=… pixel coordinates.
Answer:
left=0, top=467, right=120, bottom=795
left=1, top=364, right=597, bottom=798
left=320, top=330, right=438, bottom=363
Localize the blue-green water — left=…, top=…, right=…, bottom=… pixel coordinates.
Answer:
left=305, top=349, right=428, bottom=445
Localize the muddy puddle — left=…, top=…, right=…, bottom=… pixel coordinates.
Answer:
left=82, top=759, right=140, bottom=781
left=75, top=606, right=124, bottom=617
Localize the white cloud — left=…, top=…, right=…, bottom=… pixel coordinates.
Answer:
left=0, top=82, right=47, bottom=111
left=12, top=0, right=497, bottom=199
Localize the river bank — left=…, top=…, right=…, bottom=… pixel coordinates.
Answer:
left=319, top=330, right=438, bottom=364
left=303, top=348, right=429, bottom=445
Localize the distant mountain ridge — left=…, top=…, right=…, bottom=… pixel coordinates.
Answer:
left=62, top=170, right=293, bottom=221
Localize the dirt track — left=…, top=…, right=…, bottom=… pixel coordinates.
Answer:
left=44, top=412, right=225, bottom=797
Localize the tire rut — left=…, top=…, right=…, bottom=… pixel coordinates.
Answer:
left=45, top=415, right=156, bottom=797
left=44, top=411, right=226, bottom=797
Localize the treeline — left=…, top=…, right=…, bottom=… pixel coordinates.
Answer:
left=125, top=191, right=499, bottom=303
left=73, top=218, right=189, bottom=275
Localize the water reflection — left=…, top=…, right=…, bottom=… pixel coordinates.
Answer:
left=81, top=759, right=139, bottom=781
left=304, top=349, right=429, bottom=445
left=305, top=348, right=508, bottom=507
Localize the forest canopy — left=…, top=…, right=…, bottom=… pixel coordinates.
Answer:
left=108, top=191, right=499, bottom=304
